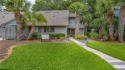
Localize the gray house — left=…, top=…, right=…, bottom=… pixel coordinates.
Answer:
left=0, top=10, right=84, bottom=40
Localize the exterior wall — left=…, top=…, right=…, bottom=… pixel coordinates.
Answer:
left=68, top=17, right=84, bottom=35
left=36, top=26, right=67, bottom=35
left=0, top=28, right=2, bottom=37
left=68, top=17, right=77, bottom=28
left=0, top=5, right=2, bottom=11
left=54, top=26, right=67, bottom=35
left=22, top=28, right=30, bottom=39
left=114, top=8, right=120, bottom=16
left=0, top=20, right=16, bottom=40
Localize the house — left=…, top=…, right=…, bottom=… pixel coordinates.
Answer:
left=114, top=6, right=120, bottom=16
left=0, top=10, right=84, bottom=40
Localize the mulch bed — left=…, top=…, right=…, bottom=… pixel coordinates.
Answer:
left=0, top=39, right=69, bottom=62
left=0, top=40, right=41, bottom=61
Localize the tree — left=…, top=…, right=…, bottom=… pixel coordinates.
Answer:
left=0, top=0, right=6, bottom=5
left=69, top=2, right=88, bottom=34
left=95, top=0, right=115, bottom=41
left=26, top=11, right=47, bottom=40
left=118, top=1, right=125, bottom=42
left=5, top=0, right=31, bottom=40
left=81, top=13, right=93, bottom=35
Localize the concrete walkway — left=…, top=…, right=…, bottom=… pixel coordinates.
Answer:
left=70, top=38, right=125, bottom=70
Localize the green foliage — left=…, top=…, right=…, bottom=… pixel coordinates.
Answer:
left=69, top=2, right=88, bottom=14
left=49, top=33, right=65, bottom=39
left=5, top=0, right=31, bottom=12
left=89, top=32, right=99, bottom=39
left=75, top=35, right=88, bottom=39
left=0, top=43, right=115, bottom=70
left=31, top=32, right=41, bottom=39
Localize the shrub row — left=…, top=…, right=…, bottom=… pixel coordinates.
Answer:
left=75, top=35, right=88, bottom=39
left=32, top=33, right=66, bottom=39
left=49, top=33, right=65, bottom=39
left=31, top=32, right=41, bottom=39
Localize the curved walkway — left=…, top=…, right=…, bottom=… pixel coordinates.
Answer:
left=70, top=38, right=125, bottom=70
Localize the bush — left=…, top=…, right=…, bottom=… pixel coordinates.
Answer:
left=31, top=32, right=41, bottom=39
left=49, top=33, right=65, bottom=39
left=75, top=35, right=87, bottom=39
left=89, top=32, right=99, bottom=39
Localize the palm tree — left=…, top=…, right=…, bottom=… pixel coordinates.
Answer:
left=95, top=0, right=115, bottom=41
left=69, top=2, right=88, bottom=34
left=5, top=0, right=31, bottom=40
left=26, top=11, right=47, bottom=40
left=81, top=13, right=93, bottom=35
left=118, top=1, right=125, bottom=42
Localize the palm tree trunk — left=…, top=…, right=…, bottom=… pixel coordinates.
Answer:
left=75, top=13, right=80, bottom=34
left=84, top=22, right=88, bottom=35
left=14, top=11, right=22, bottom=40
left=118, top=2, right=125, bottom=42
left=27, top=25, right=35, bottom=40
left=109, top=16, right=114, bottom=41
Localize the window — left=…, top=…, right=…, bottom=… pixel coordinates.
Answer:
left=44, top=26, right=54, bottom=32
left=35, top=27, right=38, bottom=32
left=69, top=18, right=76, bottom=26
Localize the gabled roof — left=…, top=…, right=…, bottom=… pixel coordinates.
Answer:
left=39, top=10, right=69, bottom=26
left=0, top=10, right=77, bottom=27
left=0, top=12, right=15, bottom=26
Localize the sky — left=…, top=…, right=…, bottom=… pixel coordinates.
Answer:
left=27, top=0, right=35, bottom=5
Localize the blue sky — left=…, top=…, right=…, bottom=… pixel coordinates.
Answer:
left=27, top=0, right=35, bottom=4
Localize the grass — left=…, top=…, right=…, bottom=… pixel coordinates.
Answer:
left=0, top=43, right=115, bottom=70
left=87, top=41, right=125, bottom=61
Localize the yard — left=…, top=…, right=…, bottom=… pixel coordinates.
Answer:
left=87, top=41, right=125, bottom=61
left=0, top=43, right=115, bottom=70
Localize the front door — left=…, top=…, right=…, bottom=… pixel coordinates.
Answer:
left=67, top=29, right=75, bottom=37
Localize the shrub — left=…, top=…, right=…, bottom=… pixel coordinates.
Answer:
left=31, top=32, right=41, bottom=39
left=75, top=35, right=87, bottom=39
left=49, top=34, right=55, bottom=39
left=49, top=33, right=65, bottom=39
left=89, top=32, right=99, bottom=39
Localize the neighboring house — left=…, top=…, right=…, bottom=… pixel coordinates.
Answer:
left=114, top=6, right=120, bottom=16
left=0, top=10, right=84, bottom=40
left=0, top=5, right=2, bottom=11
left=0, top=5, right=6, bottom=12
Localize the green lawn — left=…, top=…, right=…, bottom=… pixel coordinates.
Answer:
left=87, top=41, right=125, bottom=61
left=0, top=43, right=115, bottom=70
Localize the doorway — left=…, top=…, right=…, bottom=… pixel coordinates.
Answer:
left=67, top=28, right=75, bottom=37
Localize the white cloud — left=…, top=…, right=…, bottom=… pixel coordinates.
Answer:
left=27, top=0, right=35, bottom=4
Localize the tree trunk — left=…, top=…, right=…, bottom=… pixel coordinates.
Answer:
left=107, top=9, right=114, bottom=41
left=75, top=13, right=80, bottom=34
left=109, top=25, right=114, bottom=41
left=14, top=11, right=22, bottom=40
left=27, top=25, right=35, bottom=40
left=118, top=2, right=125, bottom=42
left=84, top=22, right=88, bottom=35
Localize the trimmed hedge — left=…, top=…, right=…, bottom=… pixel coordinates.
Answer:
left=31, top=32, right=41, bottom=39
left=49, top=33, right=65, bottom=39
left=75, top=35, right=88, bottom=39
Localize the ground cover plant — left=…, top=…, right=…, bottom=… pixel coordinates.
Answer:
left=0, top=43, right=115, bottom=70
